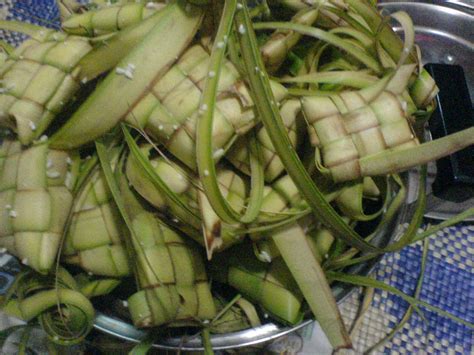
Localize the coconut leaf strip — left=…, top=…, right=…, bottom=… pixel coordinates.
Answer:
left=95, top=140, right=139, bottom=283
left=253, top=22, right=382, bottom=74
left=363, top=238, right=430, bottom=354
left=360, top=128, right=474, bottom=177
left=327, top=272, right=474, bottom=328
left=272, top=223, right=352, bottom=349
left=122, top=125, right=201, bottom=225
left=326, top=167, right=427, bottom=269
left=0, top=20, right=46, bottom=36
left=197, top=0, right=264, bottom=225
left=278, top=71, right=378, bottom=89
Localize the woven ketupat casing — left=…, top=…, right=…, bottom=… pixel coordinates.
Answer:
left=126, top=150, right=247, bottom=251
left=0, top=138, right=78, bottom=273
left=62, top=2, right=163, bottom=36
left=62, top=166, right=130, bottom=277
left=303, top=90, right=419, bottom=182
left=127, top=212, right=216, bottom=328
left=0, top=31, right=92, bottom=144
left=254, top=174, right=302, bottom=225
left=124, top=44, right=287, bottom=170
left=227, top=99, right=303, bottom=182
left=197, top=168, right=247, bottom=254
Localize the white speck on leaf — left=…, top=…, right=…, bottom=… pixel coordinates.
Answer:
left=47, top=171, right=61, bottom=179
left=65, top=172, right=73, bottom=188
left=116, top=66, right=134, bottom=80
left=213, top=148, right=224, bottom=159
left=260, top=251, right=272, bottom=263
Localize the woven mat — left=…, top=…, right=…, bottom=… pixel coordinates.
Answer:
left=0, top=1, right=472, bottom=354
left=267, top=224, right=473, bottom=354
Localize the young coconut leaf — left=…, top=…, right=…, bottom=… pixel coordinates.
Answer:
left=2, top=268, right=95, bottom=345
left=51, top=0, right=204, bottom=149
left=196, top=0, right=265, bottom=227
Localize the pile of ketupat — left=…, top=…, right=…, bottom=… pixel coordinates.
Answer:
left=0, top=0, right=472, bottom=352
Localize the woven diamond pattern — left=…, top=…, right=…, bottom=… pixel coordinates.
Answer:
left=335, top=224, right=474, bottom=354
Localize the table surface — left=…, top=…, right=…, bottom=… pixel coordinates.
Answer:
left=0, top=1, right=472, bottom=354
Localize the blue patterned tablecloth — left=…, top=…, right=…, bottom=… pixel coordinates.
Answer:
left=0, top=1, right=472, bottom=354
left=264, top=223, right=473, bottom=355
left=344, top=224, right=473, bottom=354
